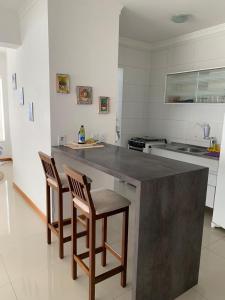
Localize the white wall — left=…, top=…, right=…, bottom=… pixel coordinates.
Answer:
left=47, top=0, right=123, bottom=217
left=149, top=31, right=225, bottom=145
left=48, top=0, right=122, bottom=146
left=0, top=6, right=20, bottom=47
left=118, top=45, right=151, bottom=146
left=5, top=0, right=123, bottom=215
left=7, top=0, right=51, bottom=213
left=0, top=52, right=11, bottom=156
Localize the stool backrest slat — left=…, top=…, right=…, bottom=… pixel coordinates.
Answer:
left=64, top=165, right=95, bottom=215
left=38, top=152, right=61, bottom=188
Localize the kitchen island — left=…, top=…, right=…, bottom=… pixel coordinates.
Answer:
left=52, top=143, right=208, bottom=300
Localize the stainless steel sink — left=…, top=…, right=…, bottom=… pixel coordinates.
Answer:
left=177, top=146, right=207, bottom=153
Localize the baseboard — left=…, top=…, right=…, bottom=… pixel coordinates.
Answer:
left=0, top=157, right=13, bottom=162
left=13, top=182, right=46, bottom=223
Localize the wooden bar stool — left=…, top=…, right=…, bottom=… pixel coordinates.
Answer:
left=38, top=152, right=91, bottom=259
left=64, top=165, right=130, bottom=300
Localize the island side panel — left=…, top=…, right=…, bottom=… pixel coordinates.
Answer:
left=133, top=168, right=208, bottom=300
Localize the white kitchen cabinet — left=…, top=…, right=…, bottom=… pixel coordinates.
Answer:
left=206, top=185, right=216, bottom=208
left=213, top=114, right=225, bottom=229
left=165, top=67, right=225, bottom=104
left=151, top=147, right=219, bottom=208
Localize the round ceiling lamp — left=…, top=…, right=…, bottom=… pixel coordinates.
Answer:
left=171, top=14, right=190, bottom=24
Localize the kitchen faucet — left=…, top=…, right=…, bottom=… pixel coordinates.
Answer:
left=197, top=123, right=217, bottom=147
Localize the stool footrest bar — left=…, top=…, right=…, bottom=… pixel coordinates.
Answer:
left=95, top=266, right=124, bottom=284
left=74, top=255, right=89, bottom=276
left=105, top=243, right=121, bottom=262
left=63, top=236, right=71, bottom=243
left=77, top=246, right=104, bottom=260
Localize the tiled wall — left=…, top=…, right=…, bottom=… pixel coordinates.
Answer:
left=149, top=31, right=225, bottom=145
left=119, top=45, right=151, bottom=147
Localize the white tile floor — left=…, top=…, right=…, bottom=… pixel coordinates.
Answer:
left=1, top=162, right=225, bottom=300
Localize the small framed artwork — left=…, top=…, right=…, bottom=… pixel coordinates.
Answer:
left=77, top=86, right=93, bottom=104
left=56, top=74, right=70, bottom=94
left=28, top=102, right=34, bottom=122
left=18, top=87, right=24, bottom=105
left=99, top=96, right=110, bottom=114
left=12, top=73, right=17, bottom=90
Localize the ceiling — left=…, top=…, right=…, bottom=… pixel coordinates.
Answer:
left=120, top=0, right=225, bottom=43
left=0, top=0, right=28, bottom=11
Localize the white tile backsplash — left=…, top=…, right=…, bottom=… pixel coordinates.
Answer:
left=149, top=84, right=165, bottom=102
left=123, top=101, right=149, bottom=118
left=123, top=84, right=149, bottom=102
left=119, top=31, right=225, bottom=147
left=119, top=46, right=151, bottom=69
left=122, top=117, right=149, bottom=135
left=168, top=41, right=196, bottom=66
left=151, top=49, right=168, bottom=69
left=119, top=45, right=151, bottom=146
left=148, top=32, right=225, bottom=145
left=123, top=66, right=150, bottom=86
left=195, top=32, right=225, bottom=62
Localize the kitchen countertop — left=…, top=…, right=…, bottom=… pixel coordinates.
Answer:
left=52, top=143, right=208, bottom=300
left=153, top=142, right=220, bottom=161
left=52, top=143, right=207, bottom=185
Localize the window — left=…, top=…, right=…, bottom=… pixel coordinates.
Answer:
left=0, top=79, right=5, bottom=141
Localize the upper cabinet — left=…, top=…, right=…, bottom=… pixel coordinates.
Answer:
left=165, top=67, right=225, bottom=104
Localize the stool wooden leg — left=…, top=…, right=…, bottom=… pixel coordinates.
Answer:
left=121, top=208, right=129, bottom=288
left=89, top=218, right=96, bottom=300
left=58, top=190, right=64, bottom=259
left=101, top=217, right=107, bottom=267
left=86, top=218, right=89, bottom=248
left=46, top=183, right=51, bottom=245
left=72, top=202, right=78, bottom=280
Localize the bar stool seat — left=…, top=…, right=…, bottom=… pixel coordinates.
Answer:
left=74, top=189, right=130, bottom=216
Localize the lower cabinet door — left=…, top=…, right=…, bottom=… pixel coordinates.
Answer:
left=206, top=185, right=216, bottom=208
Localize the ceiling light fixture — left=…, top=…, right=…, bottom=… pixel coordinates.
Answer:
left=171, top=14, right=190, bottom=24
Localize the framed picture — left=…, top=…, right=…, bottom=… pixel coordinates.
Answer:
left=18, top=87, right=24, bottom=105
left=12, top=73, right=17, bottom=90
left=56, top=74, right=70, bottom=94
left=77, top=86, right=93, bottom=104
left=99, top=96, right=110, bottom=114
left=28, top=102, right=34, bottom=122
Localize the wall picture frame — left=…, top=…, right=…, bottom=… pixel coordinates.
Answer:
left=56, top=74, right=70, bottom=94
left=28, top=102, right=34, bottom=122
left=77, top=86, right=93, bottom=104
left=12, top=73, right=17, bottom=90
left=18, top=87, right=24, bottom=105
left=99, top=96, right=110, bottom=114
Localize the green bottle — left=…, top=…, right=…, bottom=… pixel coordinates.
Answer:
left=78, top=125, right=85, bottom=144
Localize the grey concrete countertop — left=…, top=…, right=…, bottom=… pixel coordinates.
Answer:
left=52, top=143, right=206, bottom=185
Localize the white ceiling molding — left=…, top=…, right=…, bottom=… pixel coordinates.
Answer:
left=120, top=22, right=225, bottom=52
left=119, top=36, right=152, bottom=51
left=152, top=22, right=225, bottom=50
left=18, top=0, right=39, bottom=19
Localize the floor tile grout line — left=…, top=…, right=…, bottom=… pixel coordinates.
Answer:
left=0, top=254, right=12, bottom=285
left=0, top=256, right=18, bottom=300
left=113, top=287, right=132, bottom=300
left=192, top=286, right=210, bottom=300
left=10, top=282, right=19, bottom=300
left=202, top=235, right=224, bottom=248
left=203, top=244, right=225, bottom=262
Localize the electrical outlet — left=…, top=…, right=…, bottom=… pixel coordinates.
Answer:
left=58, top=136, right=66, bottom=146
